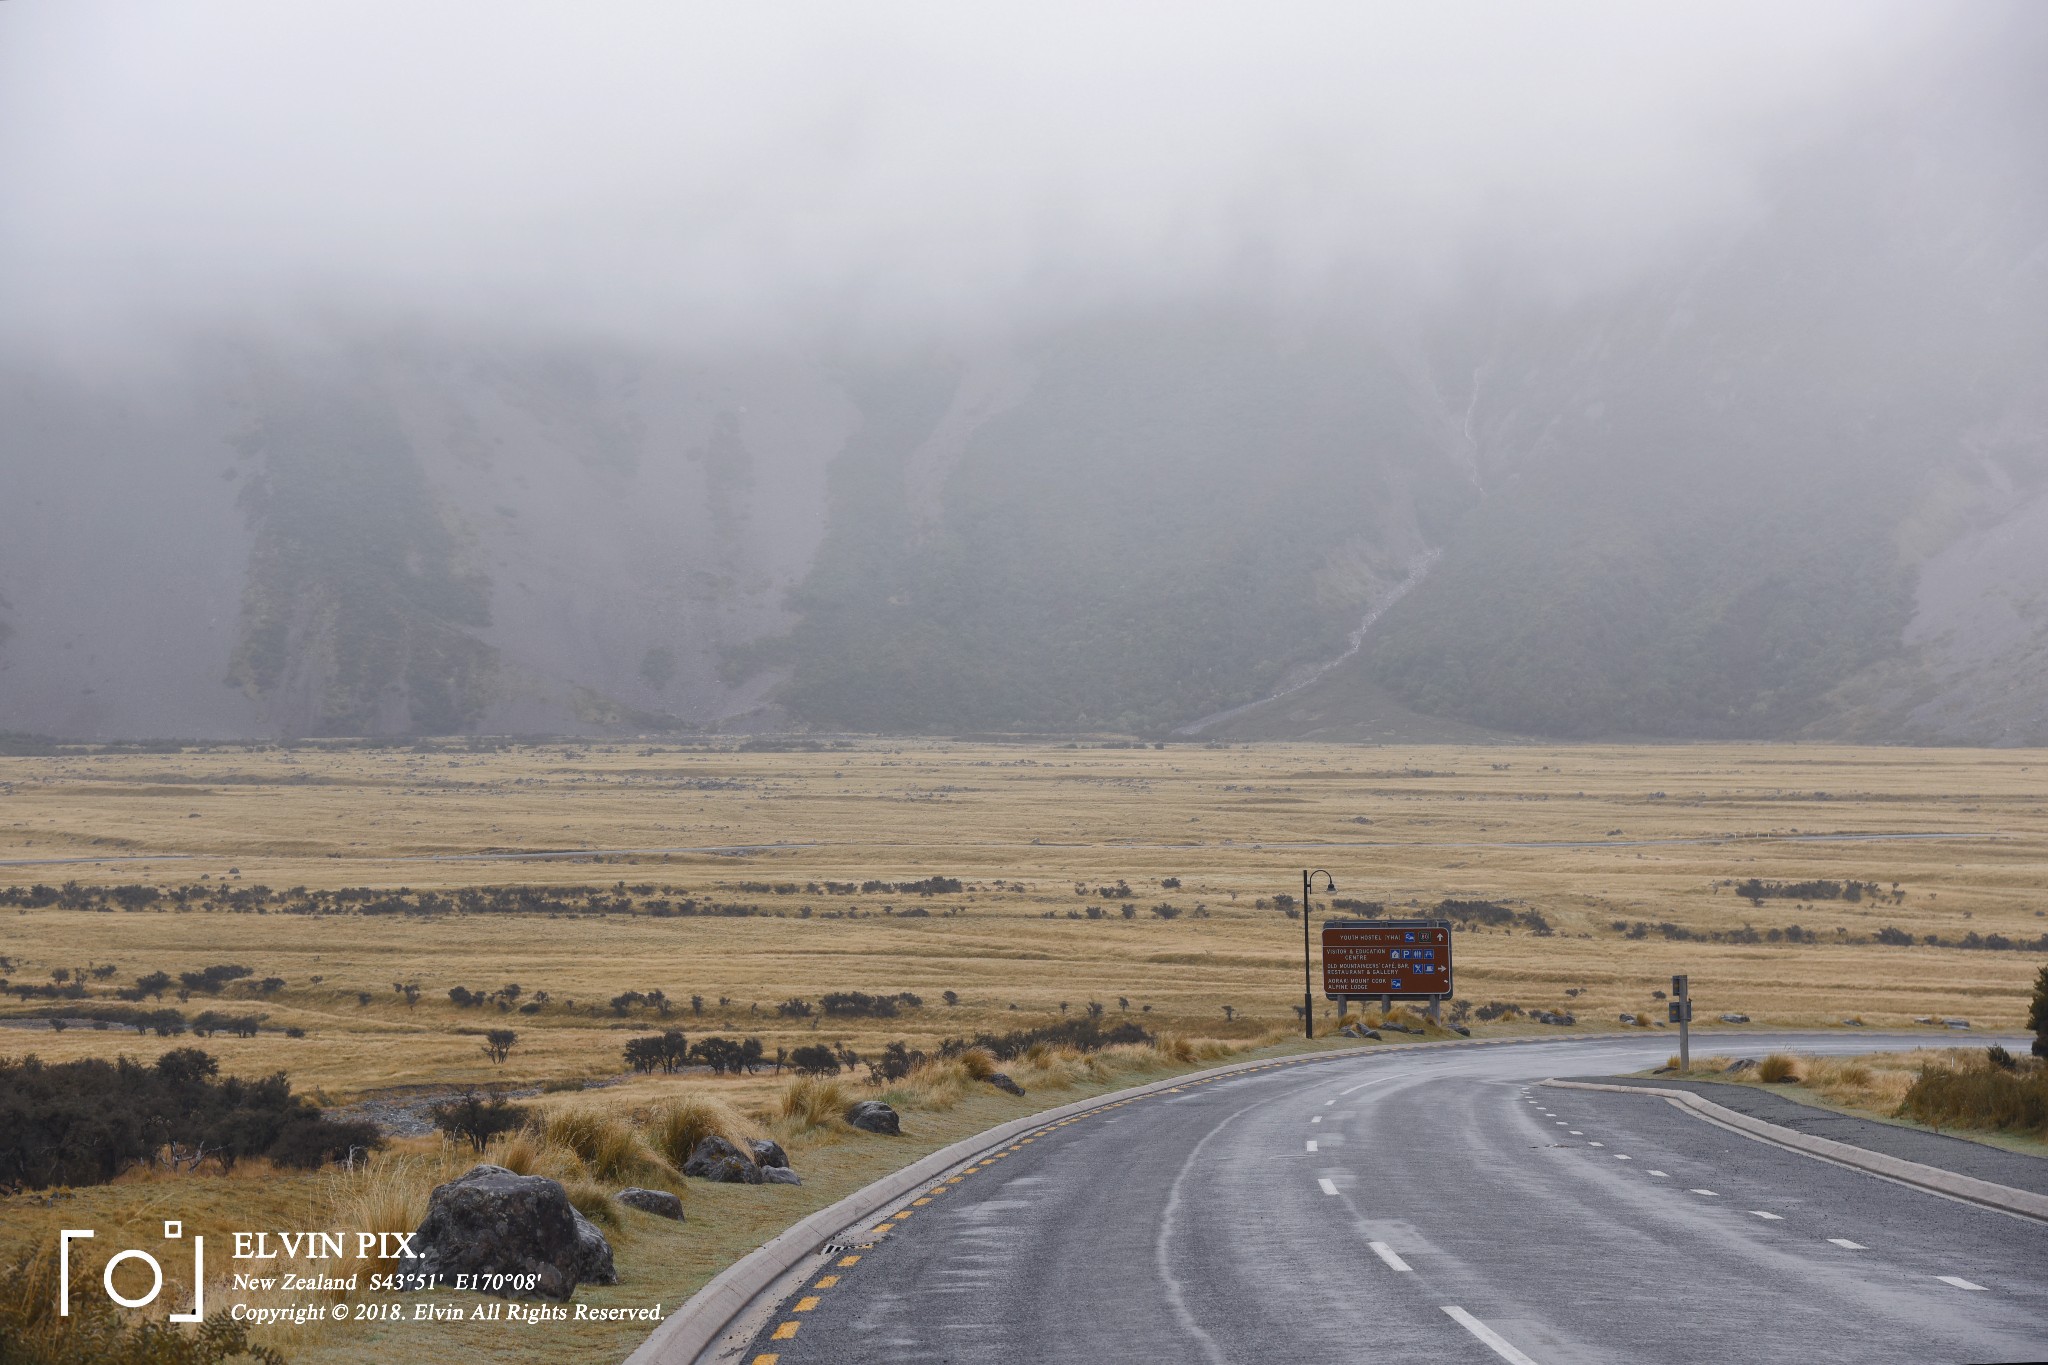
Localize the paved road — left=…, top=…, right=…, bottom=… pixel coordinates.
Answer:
left=736, top=1035, right=2047, bottom=1364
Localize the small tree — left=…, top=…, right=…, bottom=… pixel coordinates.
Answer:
left=482, top=1028, right=517, bottom=1064
left=942, top=990, right=960, bottom=1007
left=790, top=1043, right=839, bottom=1076
left=430, top=1092, right=528, bottom=1152
left=2030, top=962, right=2048, bottom=1059
left=1222, top=1005, right=1236, bottom=1022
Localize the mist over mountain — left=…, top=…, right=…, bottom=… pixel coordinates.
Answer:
left=2, top=3, right=2043, bottom=743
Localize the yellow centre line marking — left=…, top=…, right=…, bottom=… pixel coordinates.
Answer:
left=772, top=1322, right=799, bottom=1341
left=913, top=1197, right=932, bottom=1205
left=815, top=1275, right=840, bottom=1288
left=795, top=1296, right=821, bottom=1312
left=752, top=1355, right=779, bottom=1365
left=871, top=1224, right=895, bottom=1235
left=837, top=1255, right=861, bottom=1267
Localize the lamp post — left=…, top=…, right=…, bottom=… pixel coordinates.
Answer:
left=1302, top=868, right=1336, bottom=1040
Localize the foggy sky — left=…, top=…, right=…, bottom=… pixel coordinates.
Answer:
left=0, top=2, right=1949, bottom=356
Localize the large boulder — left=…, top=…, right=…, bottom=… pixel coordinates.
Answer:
left=683, top=1135, right=763, bottom=1184
left=616, top=1187, right=685, bottom=1220
left=749, top=1138, right=790, bottom=1169
left=984, top=1073, right=1025, bottom=1096
left=408, top=1164, right=617, bottom=1300
left=846, top=1100, right=900, bottom=1135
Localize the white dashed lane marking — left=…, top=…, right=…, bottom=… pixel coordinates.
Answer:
left=1442, top=1306, right=1542, bottom=1365
left=1750, top=1211, right=1782, bottom=1220
left=1690, top=1189, right=1719, bottom=1197
left=1937, top=1276, right=1987, bottom=1291
left=1306, top=1140, right=1318, bottom=1152
left=1369, top=1241, right=1413, bottom=1272
left=1647, top=1170, right=1668, bottom=1178
left=1318, top=1177, right=1339, bottom=1196
left=1828, top=1239, right=1867, bottom=1250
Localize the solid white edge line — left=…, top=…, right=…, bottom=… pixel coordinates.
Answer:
left=1936, top=1275, right=1987, bottom=1291
left=1368, top=1241, right=1412, bottom=1272
left=1442, top=1306, right=1541, bottom=1365
left=1318, top=1177, right=1339, bottom=1196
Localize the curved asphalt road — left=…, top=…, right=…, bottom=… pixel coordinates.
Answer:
left=735, top=1035, right=2047, bottom=1365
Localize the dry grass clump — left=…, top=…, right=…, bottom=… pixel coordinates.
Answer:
left=545, top=1109, right=661, bottom=1183
left=649, top=1091, right=755, bottom=1165
left=777, top=1076, right=852, bottom=1131
left=326, top=1150, right=450, bottom=1247
left=890, top=1057, right=973, bottom=1112
left=957, top=1045, right=997, bottom=1080
left=1757, top=1054, right=1800, bottom=1083
left=488, top=1127, right=587, bottom=1181
left=563, top=1178, right=620, bottom=1228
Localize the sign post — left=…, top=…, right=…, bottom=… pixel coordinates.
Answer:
left=1322, top=919, right=1455, bottom=1018
left=1670, top=974, right=1691, bottom=1071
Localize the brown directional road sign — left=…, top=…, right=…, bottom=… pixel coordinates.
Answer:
left=1321, top=919, right=1454, bottom=1000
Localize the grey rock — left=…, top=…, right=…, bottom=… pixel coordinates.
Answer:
left=1842, top=1018, right=1865, bottom=1026
left=1719, top=1013, right=1751, bottom=1024
left=1945, top=1019, right=1972, bottom=1029
left=1450, top=1025, right=1470, bottom=1037
left=570, top=1210, right=617, bottom=1284
left=616, top=1187, right=685, bottom=1220
left=1724, top=1058, right=1758, bottom=1074
left=846, top=1099, right=901, bottom=1135
left=1618, top=1013, right=1638, bottom=1025
left=408, top=1164, right=616, bottom=1300
left=761, top=1165, right=803, bottom=1185
left=985, top=1072, right=1025, bottom=1096
left=749, top=1138, right=790, bottom=1169
left=683, top=1135, right=764, bottom=1184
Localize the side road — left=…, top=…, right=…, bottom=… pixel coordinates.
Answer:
left=1547, top=1077, right=2048, bottom=1220
left=1558, top=1073, right=2048, bottom=1196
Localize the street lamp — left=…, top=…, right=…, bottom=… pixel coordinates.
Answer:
left=1302, top=868, right=1335, bottom=1040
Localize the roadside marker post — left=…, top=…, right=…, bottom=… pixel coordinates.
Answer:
left=1670, top=975, right=1691, bottom=1071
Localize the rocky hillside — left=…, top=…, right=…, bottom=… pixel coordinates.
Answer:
left=1, top=14, right=2042, bottom=745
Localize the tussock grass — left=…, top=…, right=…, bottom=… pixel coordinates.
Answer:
left=563, top=1178, right=620, bottom=1228
left=489, top=1127, right=586, bottom=1181
left=648, top=1091, right=755, bottom=1164
left=1757, top=1054, right=1800, bottom=1083
left=957, top=1045, right=997, bottom=1080
left=544, top=1110, right=660, bottom=1184
left=776, top=1076, right=851, bottom=1131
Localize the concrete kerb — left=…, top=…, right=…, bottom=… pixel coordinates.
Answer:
left=1544, top=1079, right=2048, bottom=1222
left=627, top=1028, right=1587, bottom=1365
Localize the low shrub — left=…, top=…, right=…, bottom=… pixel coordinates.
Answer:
left=429, top=1092, right=528, bottom=1153
left=1897, top=1059, right=2048, bottom=1136
left=0, top=1245, right=284, bottom=1365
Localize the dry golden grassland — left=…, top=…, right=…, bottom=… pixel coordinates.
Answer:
left=2, top=739, right=2043, bottom=1084
left=1, top=739, right=2044, bottom=1361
